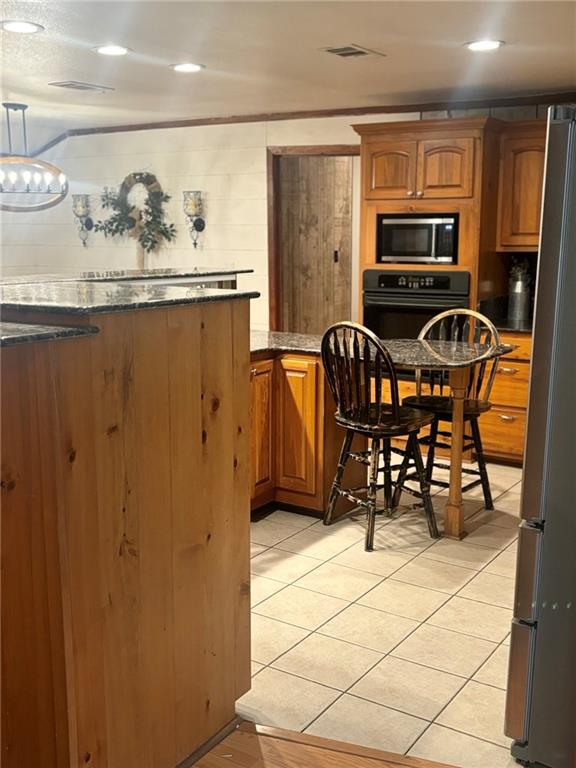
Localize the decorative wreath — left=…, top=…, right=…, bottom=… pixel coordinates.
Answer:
left=94, top=172, right=177, bottom=253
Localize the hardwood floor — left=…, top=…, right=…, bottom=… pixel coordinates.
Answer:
left=194, top=722, right=454, bottom=767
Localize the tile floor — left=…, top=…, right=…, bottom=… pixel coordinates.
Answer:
left=238, top=461, right=522, bottom=768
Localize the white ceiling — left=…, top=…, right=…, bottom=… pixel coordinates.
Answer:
left=1, top=0, right=575, bottom=149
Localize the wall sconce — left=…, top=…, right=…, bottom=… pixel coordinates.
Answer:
left=72, top=194, right=94, bottom=246
left=183, top=191, right=206, bottom=248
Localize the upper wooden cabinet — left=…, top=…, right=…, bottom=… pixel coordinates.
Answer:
left=360, top=124, right=477, bottom=201
left=497, top=124, right=546, bottom=250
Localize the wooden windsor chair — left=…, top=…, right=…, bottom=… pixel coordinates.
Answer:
left=403, top=309, right=501, bottom=510
left=321, top=322, right=440, bottom=551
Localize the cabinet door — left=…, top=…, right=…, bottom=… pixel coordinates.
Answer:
left=276, top=357, right=318, bottom=495
left=416, top=138, right=475, bottom=198
left=498, top=135, right=546, bottom=248
left=250, top=360, right=275, bottom=500
left=364, top=141, right=417, bottom=199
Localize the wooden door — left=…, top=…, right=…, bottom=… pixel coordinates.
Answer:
left=498, top=134, right=546, bottom=249
left=275, top=356, right=318, bottom=496
left=364, top=141, right=418, bottom=199
left=416, top=138, right=475, bottom=198
left=278, top=155, right=352, bottom=334
left=250, top=359, right=275, bottom=501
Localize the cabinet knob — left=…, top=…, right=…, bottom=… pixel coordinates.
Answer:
left=498, top=367, right=519, bottom=376
left=498, top=414, right=517, bottom=422
left=406, top=190, right=414, bottom=197
left=416, top=190, right=424, bottom=198
left=250, top=367, right=258, bottom=379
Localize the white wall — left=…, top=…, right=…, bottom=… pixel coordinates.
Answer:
left=0, top=111, right=419, bottom=328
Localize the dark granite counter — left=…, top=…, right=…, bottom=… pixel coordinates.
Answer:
left=1, top=321, right=99, bottom=347
left=0, top=281, right=260, bottom=315
left=250, top=331, right=513, bottom=369
left=0, top=266, right=253, bottom=285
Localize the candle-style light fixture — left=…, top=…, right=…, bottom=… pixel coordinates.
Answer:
left=183, top=190, right=206, bottom=248
left=72, top=194, right=94, bottom=246
left=0, top=102, right=69, bottom=212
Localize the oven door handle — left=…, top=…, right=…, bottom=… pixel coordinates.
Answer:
left=363, top=293, right=468, bottom=309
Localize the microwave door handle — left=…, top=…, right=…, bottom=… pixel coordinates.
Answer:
left=431, top=225, right=438, bottom=261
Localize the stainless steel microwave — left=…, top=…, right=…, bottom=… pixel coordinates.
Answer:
left=376, top=213, right=459, bottom=264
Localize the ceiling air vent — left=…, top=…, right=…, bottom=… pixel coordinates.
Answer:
left=49, top=81, right=115, bottom=93
left=321, top=44, right=386, bottom=59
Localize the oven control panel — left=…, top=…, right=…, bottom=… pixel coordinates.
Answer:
left=363, top=269, right=470, bottom=295
left=378, top=274, right=450, bottom=290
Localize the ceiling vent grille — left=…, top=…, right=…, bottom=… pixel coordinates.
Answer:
left=49, top=81, right=115, bottom=93
left=321, top=44, right=386, bottom=59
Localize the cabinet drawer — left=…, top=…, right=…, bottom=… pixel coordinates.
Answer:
left=480, top=407, right=526, bottom=457
left=491, top=361, right=530, bottom=408
left=500, top=332, right=532, bottom=361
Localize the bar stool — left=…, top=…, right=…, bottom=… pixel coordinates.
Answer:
left=321, top=322, right=440, bottom=551
left=403, top=309, right=500, bottom=510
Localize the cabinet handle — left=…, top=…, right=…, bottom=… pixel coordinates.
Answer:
left=498, top=367, right=520, bottom=376
left=498, top=414, right=517, bottom=422
left=250, top=367, right=258, bottom=379
left=416, top=190, right=424, bottom=198
left=406, top=190, right=414, bottom=197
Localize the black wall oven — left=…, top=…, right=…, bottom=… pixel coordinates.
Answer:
left=363, top=269, right=470, bottom=340
left=376, top=213, right=459, bottom=264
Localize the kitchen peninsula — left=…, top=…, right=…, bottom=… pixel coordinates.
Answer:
left=1, top=281, right=258, bottom=768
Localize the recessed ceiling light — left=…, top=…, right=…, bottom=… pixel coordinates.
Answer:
left=95, top=44, right=130, bottom=56
left=1, top=19, right=45, bottom=34
left=466, top=39, right=504, bottom=52
left=171, top=62, right=204, bottom=73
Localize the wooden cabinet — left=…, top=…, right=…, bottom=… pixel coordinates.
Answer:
left=250, top=360, right=275, bottom=503
left=497, top=125, right=546, bottom=250
left=275, top=357, right=318, bottom=496
left=363, top=133, right=475, bottom=200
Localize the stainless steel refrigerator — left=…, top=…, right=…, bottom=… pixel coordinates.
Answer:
left=505, top=105, right=576, bottom=767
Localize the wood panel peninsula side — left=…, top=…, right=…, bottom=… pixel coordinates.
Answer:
left=0, top=282, right=259, bottom=768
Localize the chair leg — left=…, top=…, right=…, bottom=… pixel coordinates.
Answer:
left=391, top=444, right=411, bottom=510
left=382, top=438, right=393, bottom=514
left=470, top=417, right=493, bottom=510
left=325, top=429, right=354, bottom=526
left=365, top=436, right=380, bottom=551
left=410, top=433, right=440, bottom=539
left=425, top=417, right=439, bottom=482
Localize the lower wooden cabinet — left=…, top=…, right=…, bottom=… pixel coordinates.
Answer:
left=250, top=353, right=366, bottom=515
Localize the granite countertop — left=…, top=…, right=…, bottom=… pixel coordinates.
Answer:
left=1, top=321, right=99, bottom=347
left=0, top=266, right=253, bottom=285
left=250, top=331, right=513, bottom=369
left=0, top=281, right=260, bottom=315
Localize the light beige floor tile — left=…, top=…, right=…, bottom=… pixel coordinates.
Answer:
left=427, top=596, right=512, bottom=642
left=250, top=519, right=301, bottom=546
left=250, top=548, right=321, bottom=583
left=470, top=508, right=520, bottom=529
left=420, top=538, right=499, bottom=570
left=236, top=667, right=340, bottom=731
left=465, top=522, right=518, bottom=550
left=473, top=644, right=510, bottom=689
left=305, top=694, right=428, bottom=754
left=251, top=542, right=268, bottom=558
left=368, top=520, right=438, bottom=556
left=494, top=490, right=522, bottom=514
left=484, top=463, right=523, bottom=487
left=308, top=516, right=379, bottom=537
left=458, top=571, right=515, bottom=609
left=506, top=539, right=518, bottom=554
left=252, top=585, right=348, bottom=630
left=250, top=575, right=286, bottom=607
left=485, top=549, right=517, bottom=578
left=350, top=656, right=465, bottom=720
left=318, top=603, right=418, bottom=654
left=332, top=543, right=411, bottom=577
left=251, top=613, right=309, bottom=664
left=263, top=509, right=318, bottom=530
left=272, top=633, right=382, bottom=690
left=275, top=528, right=361, bottom=560
left=432, top=495, right=485, bottom=519
left=391, top=557, right=477, bottom=595
left=437, top=680, right=510, bottom=747
left=251, top=661, right=264, bottom=676
left=294, top=562, right=383, bottom=601
left=392, top=624, right=497, bottom=677
left=408, top=724, right=517, bottom=768
left=359, top=579, right=449, bottom=621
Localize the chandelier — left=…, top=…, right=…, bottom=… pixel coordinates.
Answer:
left=0, top=103, right=68, bottom=212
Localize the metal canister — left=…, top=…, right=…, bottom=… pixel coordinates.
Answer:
left=508, top=273, right=531, bottom=329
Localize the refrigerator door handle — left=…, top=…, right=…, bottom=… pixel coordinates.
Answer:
left=505, top=620, right=536, bottom=743
left=514, top=522, right=542, bottom=622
